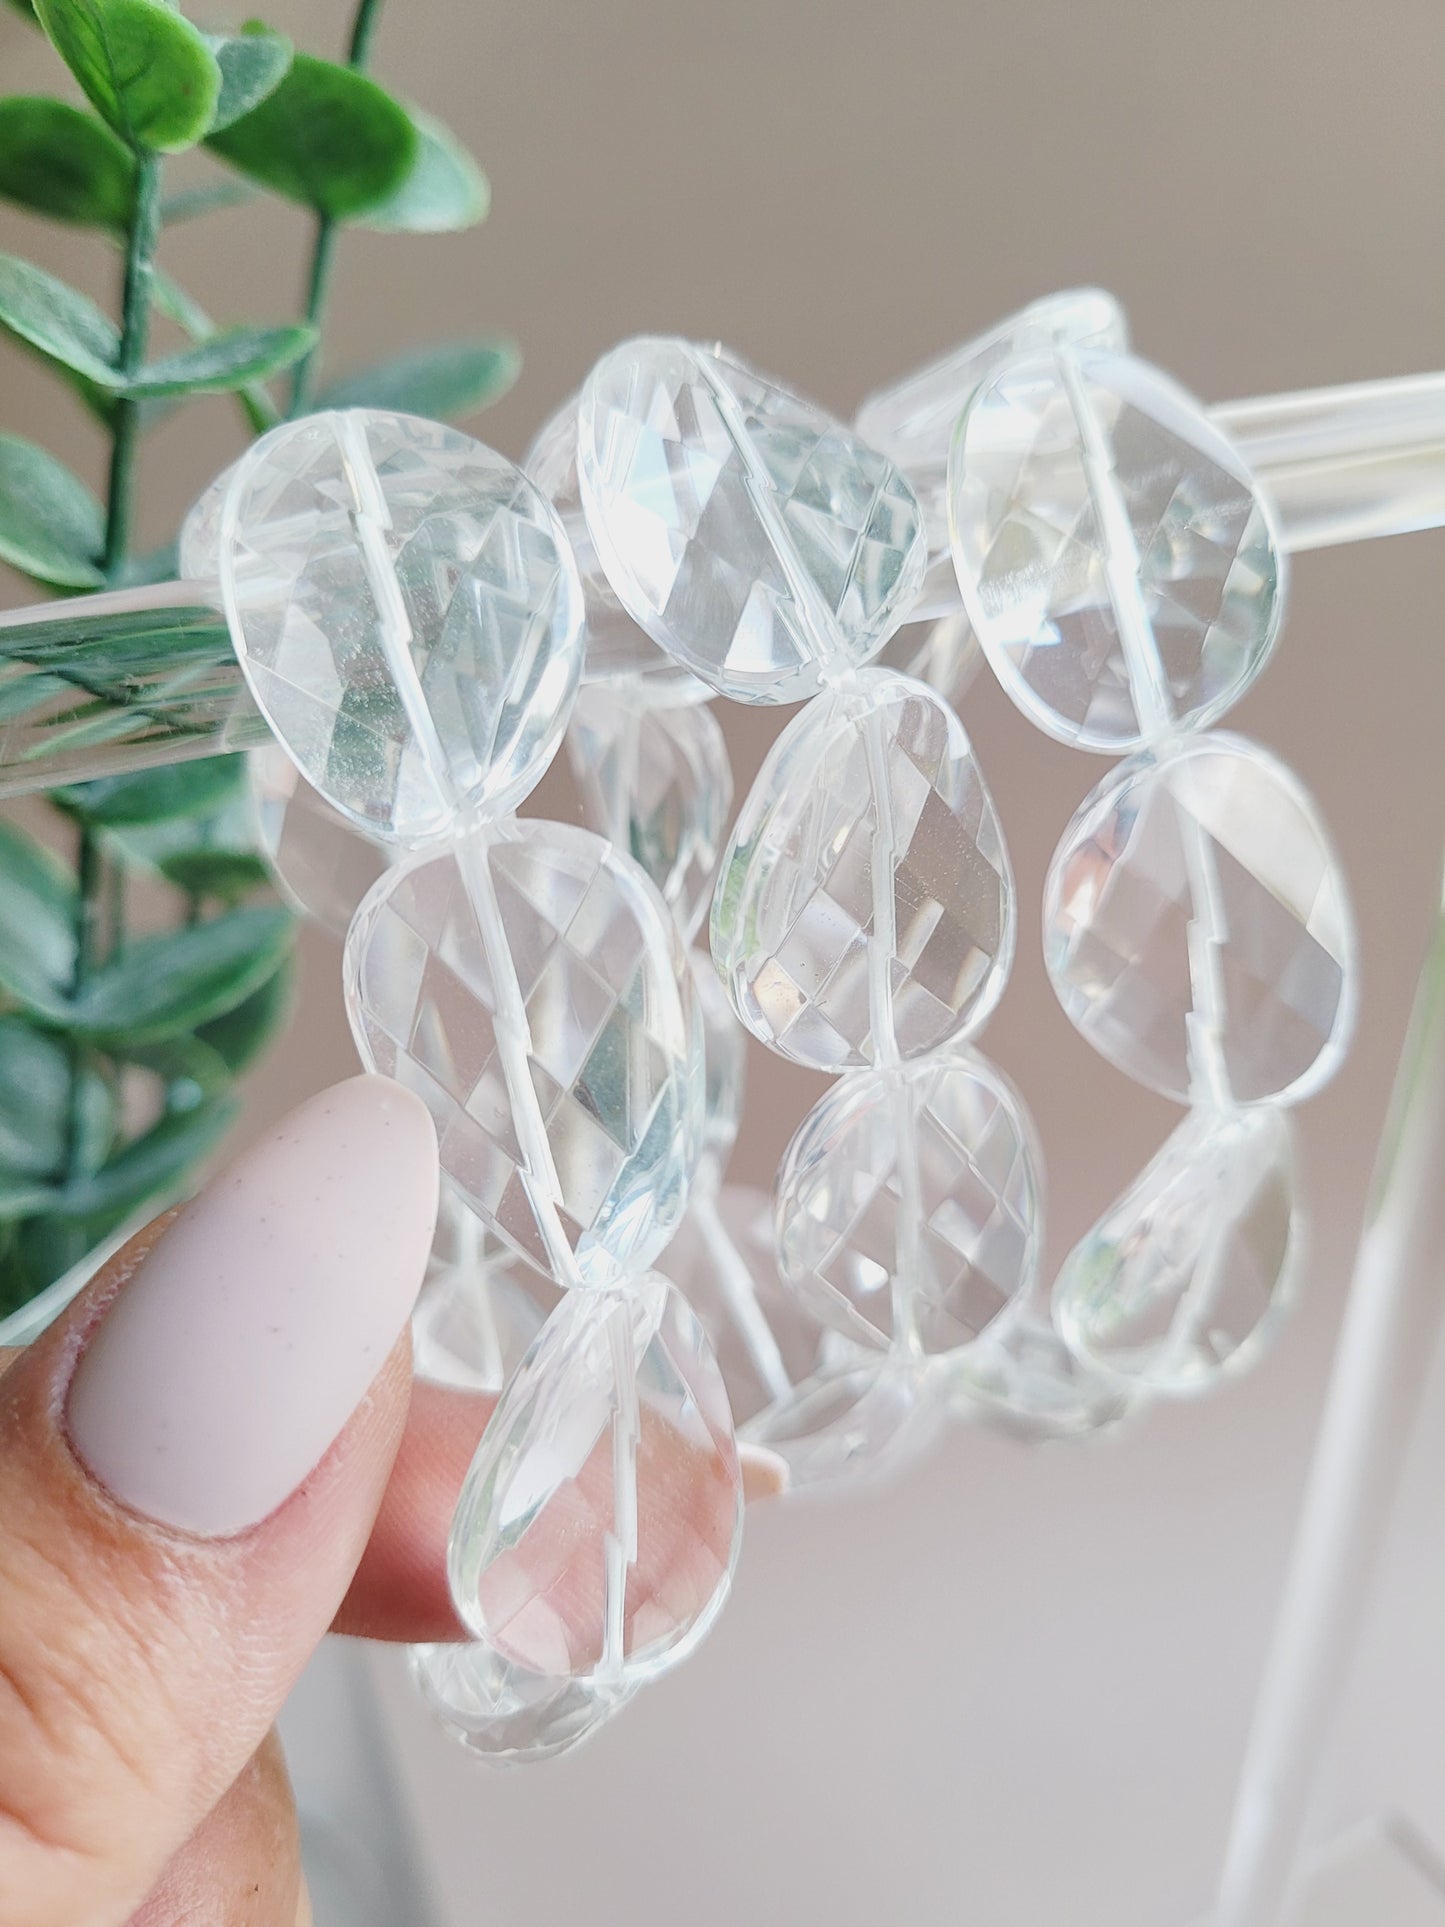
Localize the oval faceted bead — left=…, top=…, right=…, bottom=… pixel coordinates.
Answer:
left=1053, top=1107, right=1298, bottom=1395
left=344, top=818, right=703, bottom=1289
left=219, top=409, right=584, bottom=841
left=857, top=288, right=1129, bottom=475
left=448, top=1277, right=742, bottom=1686
left=525, top=397, right=707, bottom=698
left=692, top=950, right=746, bottom=1195
left=664, top=1184, right=931, bottom=1491
left=249, top=743, right=391, bottom=939
left=566, top=686, right=732, bottom=944
left=411, top=1641, right=631, bottom=1766
left=948, top=1304, right=1129, bottom=1441
left=577, top=337, right=926, bottom=704
left=774, top=1049, right=1043, bottom=1359
left=949, top=350, right=1284, bottom=752
left=411, top=1193, right=562, bottom=1393
left=1044, top=733, right=1357, bottom=1106
left=712, top=669, right=1014, bottom=1071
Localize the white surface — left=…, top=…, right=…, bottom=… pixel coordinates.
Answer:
left=1198, top=1821, right=1445, bottom=1926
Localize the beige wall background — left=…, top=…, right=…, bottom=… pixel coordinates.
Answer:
left=3, top=2, right=1445, bottom=1921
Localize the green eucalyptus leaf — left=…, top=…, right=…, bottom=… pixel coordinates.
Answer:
left=3, top=0, right=38, bottom=21
left=0, top=433, right=105, bottom=588
left=355, top=111, right=489, bottom=233
left=148, top=268, right=279, bottom=433
left=70, top=904, right=292, bottom=1044
left=159, top=847, right=271, bottom=903
left=126, top=322, right=314, bottom=397
left=0, top=1171, right=60, bottom=1220
left=0, top=1016, right=69, bottom=1175
left=0, top=819, right=76, bottom=1017
left=33, top=0, right=223, bottom=154
left=317, top=338, right=519, bottom=421
left=205, top=27, right=291, bottom=134
left=118, top=1029, right=233, bottom=1102
left=0, top=252, right=119, bottom=385
left=194, top=950, right=293, bottom=1072
left=61, top=1090, right=237, bottom=1221
left=206, top=53, right=417, bottom=219
left=53, top=753, right=245, bottom=826
left=0, top=96, right=136, bottom=228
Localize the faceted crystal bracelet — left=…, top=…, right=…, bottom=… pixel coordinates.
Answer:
left=0, top=292, right=1434, bottom=1767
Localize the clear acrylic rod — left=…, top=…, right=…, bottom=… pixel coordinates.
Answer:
left=1213, top=884, right=1445, bottom=1927
left=2, top=369, right=1445, bottom=794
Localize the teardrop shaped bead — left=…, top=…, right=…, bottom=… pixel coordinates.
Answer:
left=1043, top=733, right=1357, bottom=1106
left=879, top=610, right=983, bottom=715
left=664, top=1184, right=932, bottom=1491
left=857, top=288, right=1130, bottom=476
left=566, top=686, right=733, bottom=944
left=218, top=409, right=584, bottom=841
left=411, top=1641, right=632, bottom=1765
left=712, top=668, right=1014, bottom=1071
left=949, top=349, right=1284, bottom=752
left=774, top=1048, right=1043, bottom=1359
left=412, top=1191, right=562, bottom=1392
left=525, top=397, right=709, bottom=699
left=692, top=949, right=746, bottom=1196
left=1053, top=1107, right=1299, bottom=1394
left=577, top=337, right=926, bottom=704
left=249, top=742, right=391, bottom=939
left=448, top=1277, right=742, bottom=1686
left=947, top=1302, right=1129, bottom=1441
left=345, top=818, right=704, bottom=1289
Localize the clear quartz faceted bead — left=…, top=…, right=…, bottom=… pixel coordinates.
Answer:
left=448, top=1275, right=743, bottom=1686
left=691, top=949, right=746, bottom=1195
left=248, top=742, right=390, bottom=939
left=412, top=1191, right=562, bottom=1392
left=856, top=288, right=1130, bottom=476
left=774, top=1048, right=1043, bottom=1359
left=1044, top=732, right=1357, bottom=1106
left=877, top=611, right=982, bottom=716
left=566, top=685, right=732, bottom=945
left=411, top=1641, right=631, bottom=1766
left=711, top=667, right=1014, bottom=1071
left=948, top=1298, right=1129, bottom=1441
left=525, top=397, right=707, bottom=698
left=577, top=337, right=926, bottom=704
left=664, top=1184, right=930, bottom=1490
left=344, top=817, right=704, bottom=1290
left=949, top=349, right=1284, bottom=752
left=1053, top=1106, right=1299, bottom=1395
left=217, top=409, right=584, bottom=842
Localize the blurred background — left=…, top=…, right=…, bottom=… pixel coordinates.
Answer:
left=3, top=1, right=1445, bottom=1921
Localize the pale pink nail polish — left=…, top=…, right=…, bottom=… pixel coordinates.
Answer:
left=67, top=1075, right=439, bottom=1537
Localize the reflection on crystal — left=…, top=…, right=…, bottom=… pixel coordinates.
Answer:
left=774, top=1049, right=1043, bottom=1359
left=412, top=1190, right=562, bottom=1393
left=411, top=1641, right=631, bottom=1766
left=448, top=1278, right=742, bottom=1686
left=1054, top=1107, right=1299, bottom=1394
left=578, top=337, right=925, bottom=703
left=947, top=1298, right=1129, bottom=1441
left=664, top=1185, right=931, bottom=1491
left=220, top=409, right=584, bottom=841
left=1044, top=732, right=1356, bottom=1105
left=249, top=742, right=390, bottom=939
left=712, top=669, right=1013, bottom=1070
left=949, top=349, right=1282, bottom=752
left=345, top=818, right=703, bottom=1289
left=525, top=397, right=706, bottom=697
left=877, top=611, right=982, bottom=715
left=691, top=951, right=746, bottom=1196
left=567, top=686, right=732, bottom=944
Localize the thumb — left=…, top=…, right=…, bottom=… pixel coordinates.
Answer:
left=0, top=1075, right=438, bottom=1927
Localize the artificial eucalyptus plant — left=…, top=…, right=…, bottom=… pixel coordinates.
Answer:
left=0, top=0, right=514, bottom=1314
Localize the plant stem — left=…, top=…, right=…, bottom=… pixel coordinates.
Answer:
left=102, top=153, right=163, bottom=580
left=287, top=0, right=387, bottom=415
left=60, top=824, right=102, bottom=1181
